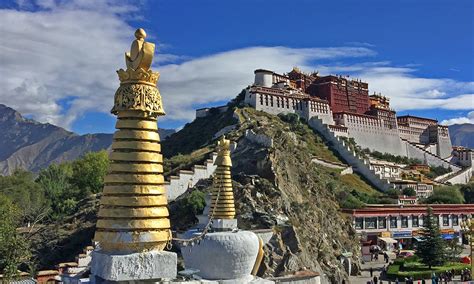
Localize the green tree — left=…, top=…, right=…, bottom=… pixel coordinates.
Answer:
left=0, top=194, right=31, bottom=279
left=461, top=183, right=474, bottom=204
left=416, top=207, right=446, bottom=268
left=402, top=187, right=417, bottom=197
left=70, top=151, right=109, bottom=198
left=0, top=169, right=48, bottom=223
left=386, top=188, right=400, bottom=198
left=445, top=237, right=463, bottom=262
left=423, top=186, right=464, bottom=204
left=37, top=163, right=75, bottom=219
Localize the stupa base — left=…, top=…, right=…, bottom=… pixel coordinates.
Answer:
left=90, top=249, right=177, bottom=283
left=211, top=218, right=238, bottom=231
left=181, top=231, right=259, bottom=280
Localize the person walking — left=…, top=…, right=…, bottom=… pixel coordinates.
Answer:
left=370, top=267, right=373, bottom=277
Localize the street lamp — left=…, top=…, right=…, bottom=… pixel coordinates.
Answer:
left=461, top=218, right=474, bottom=278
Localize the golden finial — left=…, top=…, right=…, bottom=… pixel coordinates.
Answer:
left=215, top=136, right=232, bottom=167
left=125, top=28, right=155, bottom=71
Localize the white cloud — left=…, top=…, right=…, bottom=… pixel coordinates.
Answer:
left=0, top=0, right=139, bottom=128
left=157, top=46, right=376, bottom=121
left=442, top=111, right=474, bottom=125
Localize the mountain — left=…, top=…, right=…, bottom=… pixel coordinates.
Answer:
left=0, top=104, right=175, bottom=175
left=449, top=123, right=474, bottom=148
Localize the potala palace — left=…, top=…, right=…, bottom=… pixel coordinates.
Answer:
left=243, top=68, right=472, bottom=168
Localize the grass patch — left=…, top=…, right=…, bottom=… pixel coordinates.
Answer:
left=387, top=258, right=469, bottom=280
left=340, top=174, right=381, bottom=196
left=163, top=146, right=213, bottom=177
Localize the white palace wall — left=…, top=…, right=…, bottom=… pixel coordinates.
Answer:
left=335, top=113, right=405, bottom=157
left=245, top=89, right=334, bottom=125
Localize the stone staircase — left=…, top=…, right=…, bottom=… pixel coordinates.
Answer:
left=436, top=166, right=473, bottom=185
left=308, top=117, right=393, bottom=192
left=400, top=138, right=461, bottom=171
left=165, top=152, right=218, bottom=201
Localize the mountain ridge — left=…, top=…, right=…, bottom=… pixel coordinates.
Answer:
left=449, top=123, right=474, bottom=148
left=0, top=104, right=174, bottom=175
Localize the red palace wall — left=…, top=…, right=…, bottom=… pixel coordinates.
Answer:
left=308, top=77, right=370, bottom=114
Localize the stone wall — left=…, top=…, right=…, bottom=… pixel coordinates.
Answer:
left=165, top=152, right=218, bottom=201
left=245, top=129, right=273, bottom=148
left=335, top=112, right=405, bottom=157
left=442, top=167, right=473, bottom=185
left=401, top=139, right=461, bottom=170
left=437, top=135, right=453, bottom=159
left=308, top=117, right=392, bottom=192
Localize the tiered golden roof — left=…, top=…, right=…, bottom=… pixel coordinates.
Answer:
left=210, top=136, right=236, bottom=219
left=94, top=28, right=171, bottom=253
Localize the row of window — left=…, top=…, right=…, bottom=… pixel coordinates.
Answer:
left=258, top=94, right=329, bottom=114
left=355, top=214, right=463, bottom=230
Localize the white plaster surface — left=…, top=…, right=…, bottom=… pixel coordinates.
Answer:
left=166, top=152, right=218, bottom=201
left=181, top=231, right=260, bottom=280
left=90, top=250, right=177, bottom=281
left=212, top=218, right=238, bottom=230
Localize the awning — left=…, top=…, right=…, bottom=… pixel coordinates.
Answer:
left=379, top=237, right=398, bottom=244
left=442, top=234, right=454, bottom=240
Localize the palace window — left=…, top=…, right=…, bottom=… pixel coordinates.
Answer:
left=401, top=216, right=408, bottom=228
left=443, top=215, right=449, bottom=226
left=453, top=215, right=459, bottom=226
left=378, top=217, right=386, bottom=229
left=412, top=216, right=419, bottom=227
left=390, top=217, right=397, bottom=228
left=365, top=217, right=377, bottom=229
left=355, top=218, right=363, bottom=229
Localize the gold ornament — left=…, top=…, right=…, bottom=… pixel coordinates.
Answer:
left=209, top=136, right=236, bottom=219
left=94, top=29, right=171, bottom=253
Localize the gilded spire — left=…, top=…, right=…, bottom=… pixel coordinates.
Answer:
left=210, top=136, right=236, bottom=219
left=94, top=28, right=171, bottom=253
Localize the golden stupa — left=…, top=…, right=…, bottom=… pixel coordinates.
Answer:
left=209, top=136, right=236, bottom=219
left=94, top=28, right=171, bottom=253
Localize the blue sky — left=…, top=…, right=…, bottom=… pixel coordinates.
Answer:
left=0, top=0, right=473, bottom=134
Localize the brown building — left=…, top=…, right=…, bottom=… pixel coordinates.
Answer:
left=409, top=164, right=430, bottom=174
left=307, top=75, right=370, bottom=115
left=287, top=67, right=319, bottom=91
left=36, top=270, right=59, bottom=284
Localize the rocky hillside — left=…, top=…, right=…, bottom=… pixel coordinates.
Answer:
left=31, top=101, right=382, bottom=283
left=0, top=104, right=174, bottom=175
left=449, top=123, right=474, bottom=148
left=161, top=103, right=381, bottom=282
